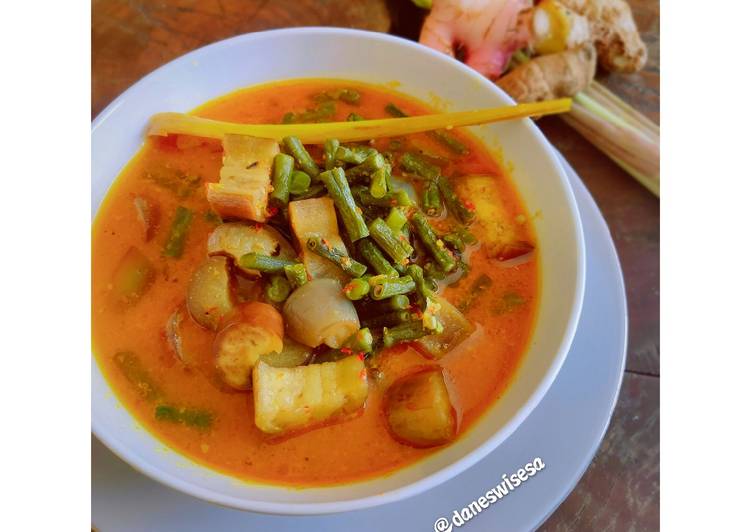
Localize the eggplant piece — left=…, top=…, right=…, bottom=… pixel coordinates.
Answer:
left=207, top=222, right=296, bottom=276
left=415, top=296, right=475, bottom=359
left=133, top=196, right=160, bottom=242
left=253, top=355, right=368, bottom=435
left=207, top=134, right=280, bottom=222
left=260, top=337, right=312, bottom=368
left=186, top=256, right=234, bottom=331
left=283, top=278, right=360, bottom=348
left=384, top=367, right=456, bottom=448
left=111, top=247, right=155, bottom=305
left=214, top=302, right=284, bottom=389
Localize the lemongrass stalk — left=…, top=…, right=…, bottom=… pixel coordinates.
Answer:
left=563, top=83, right=659, bottom=197
left=147, top=99, right=572, bottom=143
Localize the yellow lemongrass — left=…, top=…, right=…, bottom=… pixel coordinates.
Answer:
left=147, top=99, right=572, bottom=143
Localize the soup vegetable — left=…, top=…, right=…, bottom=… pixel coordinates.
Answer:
left=92, top=80, right=538, bottom=485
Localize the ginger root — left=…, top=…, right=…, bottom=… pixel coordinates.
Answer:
left=558, top=0, right=647, bottom=72
left=497, top=43, right=597, bottom=102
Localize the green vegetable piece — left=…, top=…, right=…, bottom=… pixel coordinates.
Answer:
left=289, top=170, right=312, bottom=195
left=385, top=207, right=408, bottom=233
left=369, top=217, right=413, bottom=264
left=283, top=136, right=319, bottom=177
left=494, top=291, right=526, bottom=314
left=369, top=167, right=389, bottom=199
left=357, top=239, right=399, bottom=278
left=437, top=176, right=475, bottom=224
left=324, top=139, right=341, bottom=171
left=347, top=112, right=365, bottom=121
left=113, top=351, right=162, bottom=401
left=370, top=275, right=416, bottom=300
left=335, top=145, right=377, bottom=165
left=307, top=236, right=368, bottom=277
left=421, top=181, right=442, bottom=217
left=163, top=206, right=193, bottom=258
left=319, top=167, right=370, bottom=242
left=270, top=153, right=294, bottom=207
left=291, top=182, right=325, bottom=200
left=347, top=327, right=374, bottom=353
left=354, top=187, right=412, bottom=208
left=284, top=263, right=308, bottom=288
left=411, top=211, right=456, bottom=272
left=383, top=321, right=428, bottom=347
left=385, top=102, right=467, bottom=154
left=265, top=275, right=292, bottom=303
left=407, top=264, right=435, bottom=304
left=111, top=247, right=155, bottom=305
left=155, top=404, right=214, bottom=430
left=343, top=277, right=371, bottom=300
left=362, top=310, right=412, bottom=330
left=400, top=152, right=440, bottom=180
left=239, top=253, right=298, bottom=273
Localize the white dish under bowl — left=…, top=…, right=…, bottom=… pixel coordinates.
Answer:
left=92, top=27, right=585, bottom=515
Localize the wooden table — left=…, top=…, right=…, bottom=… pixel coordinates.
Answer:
left=92, top=1, right=659, bottom=529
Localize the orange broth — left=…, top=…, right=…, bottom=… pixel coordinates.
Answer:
left=92, top=79, right=538, bottom=486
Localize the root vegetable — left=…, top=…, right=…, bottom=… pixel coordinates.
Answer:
left=558, top=0, right=647, bottom=72
left=498, top=43, right=597, bottom=102
left=207, top=222, right=296, bottom=276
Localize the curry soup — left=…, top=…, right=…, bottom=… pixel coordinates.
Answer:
left=92, top=79, right=538, bottom=486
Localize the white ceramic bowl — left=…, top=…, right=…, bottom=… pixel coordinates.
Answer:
left=92, top=27, right=585, bottom=514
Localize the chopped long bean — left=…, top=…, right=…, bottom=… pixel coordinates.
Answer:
left=357, top=239, right=399, bottom=277
left=324, top=139, right=340, bottom=171
left=113, top=351, right=163, bottom=401
left=319, top=167, right=370, bottom=241
left=347, top=327, right=374, bottom=353
left=163, top=206, right=193, bottom=258
left=437, top=175, right=475, bottom=224
left=385, top=103, right=468, bottom=154
left=407, top=264, right=435, bottom=303
left=355, top=187, right=412, bottom=208
left=284, top=263, right=308, bottom=288
left=291, top=182, right=325, bottom=200
left=270, top=153, right=294, bottom=206
left=362, top=310, right=412, bottom=330
left=400, top=152, right=439, bottom=180
left=421, top=181, right=442, bottom=216
left=283, top=136, right=319, bottom=177
left=265, top=274, right=292, bottom=303
left=411, top=211, right=457, bottom=272
left=385, top=207, right=408, bottom=233
left=369, top=167, right=389, bottom=198
left=307, top=236, right=368, bottom=277
left=457, top=273, right=493, bottom=312
left=335, top=145, right=376, bottom=165
left=383, top=321, right=429, bottom=347
left=347, top=112, right=365, bottom=122
left=289, top=170, right=311, bottom=195
left=155, top=404, right=213, bottom=430
left=343, top=277, right=371, bottom=300
left=369, top=217, right=413, bottom=264
left=370, top=274, right=416, bottom=300
left=345, top=152, right=385, bottom=180
left=239, top=252, right=298, bottom=273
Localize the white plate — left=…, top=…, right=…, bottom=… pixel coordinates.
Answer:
left=92, top=155, right=627, bottom=531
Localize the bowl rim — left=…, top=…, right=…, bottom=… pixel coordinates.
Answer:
left=91, top=26, right=586, bottom=515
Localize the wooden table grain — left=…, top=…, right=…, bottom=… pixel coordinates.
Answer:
left=92, top=1, right=659, bottom=529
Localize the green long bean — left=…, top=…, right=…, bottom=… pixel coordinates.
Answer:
left=307, top=236, right=368, bottom=277
left=319, top=167, right=370, bottom=242
left=437, top=175, right=475, bottom=224
left=239, top=253, right=298, bottom=273
left=163, top=206, right=193, bottom=258
left=283, top=136, right=319, bottom=177
left=411, top=211, right=457, bottom=272
left=270, top=153, right=294, bottom=206
left=383, top=321, right=429, bottom=347
left=357, top=239, right=398, bottom=277
left=369, top=217, right=413, bottom=264
left=370, top=274, right=416, bottom=300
